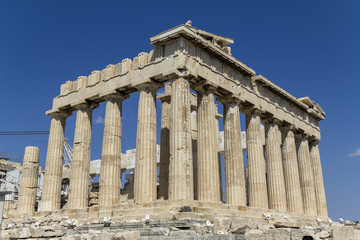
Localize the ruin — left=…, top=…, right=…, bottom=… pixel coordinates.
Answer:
left=2, top=22, right=360, bottom=239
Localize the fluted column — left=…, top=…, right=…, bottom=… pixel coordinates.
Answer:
left=18, top=146, right=39, bottom=214
left=222, top=98, right=246, bottom=206
left=99, top=93, right=127, bottom=206
left=281, top=125, right=303, bottom=213
left=264, top=118, right=287, bottom=211
left=39, top=111, right=70, bottom=211
left=309, top=139, right=328, bottom=217
left=168, top=77, right=193, bottom=200
left=246, top=109, right=268, bottom=208
left=196, top=86, right=220, bottom=202
left=68, top=102, right=98, bottom=209
left=190, top=94, right=198, bottom=200
left=134, top=82, right=159, bottom=203
left=215, top=112, right=223, bottom=202
left=296, top=133, right=317, bottom=215
left=158, top=84, right=171, bottom=200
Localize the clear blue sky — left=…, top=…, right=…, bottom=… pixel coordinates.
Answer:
left=0, top=0, right=359, bottom=222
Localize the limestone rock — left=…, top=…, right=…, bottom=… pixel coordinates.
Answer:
left=213, top=217, right=232, bottom=234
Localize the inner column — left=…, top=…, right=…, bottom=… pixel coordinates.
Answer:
left=245, top=108, right=268, bottom=209
left=264, top=118, right=287, bottom=211
left=99, top=93, right=127, bottom=206
left=158, top=83, right=171, bottom=200
left=68, top=102, right=98, bottom=209
left=281, top=125, right=304, bottom=214
left=134, top=82, right=159, bottom=203
left=196, top=86, right=220, bottom=202
left=168, top=77, right=193, bottom=200
left=222, top=97, right=246, bottom=206
left=296, top=133, right=317, bottom=215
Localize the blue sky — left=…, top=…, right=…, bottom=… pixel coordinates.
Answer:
left=0, top=0, right=359, bottom=221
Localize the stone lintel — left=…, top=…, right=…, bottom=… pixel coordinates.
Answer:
left=48, top=50, right=321, bottom=139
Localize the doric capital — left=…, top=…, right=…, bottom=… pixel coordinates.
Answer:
left=136, top=80, right=163, bottom=92
left=104, top=92, right=129, bottom=102
left=262, top=116, right=281, bottom=125
left=279, top=122, right=296, bottom=133
left=74, top=102, right=99, bottom=111
left=308, top=136, right=320, bottom=145
left=242, top=106, right=262, bottom=117
left=191, top=79, right=218, bottom=94
left=48, top=110, right=72, bottom=120
left=217, top=94, right=242, bottom=106
left=294, top=130, right=310, bottom=141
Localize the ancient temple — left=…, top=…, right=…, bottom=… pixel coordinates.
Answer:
left=3, top=22, right=350, bottom=240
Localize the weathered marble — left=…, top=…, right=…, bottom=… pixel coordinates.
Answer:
left=99, top=93, right=127, bottom=206
left=246, top=109, right=268, bottom=209
left=264, top=118, right=287, bottom=211
left=18, top=146, right=39, bottom=214
left=68, top=103, right=98, bottom=209
left=134, top=83, right=160, bottom=203
left=196, top=86, right=220, bottom=202
left=39, top=111, right=70, bottom=211
left=222, top=98, right=246, bottom=206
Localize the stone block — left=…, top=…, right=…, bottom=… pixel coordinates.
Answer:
left=264, top=229, right=291, bottom=240
left=18, top=227, right=31, bottom=238
left=244, top=229, right=265, bottom=240
left=150, top=227, right=170, bottom=236
left=113, top=231, right=141, bottom=240
left=230, top=218, right=249, bottom=233
left=290, top=229, right=317, bottom=240
left=213, top=217, right=232, bottom=234
left=315, top=230, right=330, bottom=239
left=332, top=225, right=355, bottom=240
left=355, top=229, right=360, bottom=240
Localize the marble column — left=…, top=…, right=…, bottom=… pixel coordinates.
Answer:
left=39, top=111, right=70, bottom=211
left=68, top=102, right=98, bottom=209
left=215, top=112, right=223, bottom=202
left=168, top=77, right=193, bottom=200
left=190, top=93, right=198, bottom=200
left=134, top=82, right=159, bottom=203
left=222, top=98, right=246, bottom=206
left=196, top=86, right=220, bottom=202
left=18, top=146, right=39, bottom=214
left=264, top=118, right=287, bottom=211
left=246, top=109, right=268, bottom=209
left=158, top=84, right=171, bottom=200
left=281, top=125, right=304, bottom=214
left=99, top=93, right=127, bottom=206
left=296, top=133, right=317, bottom=215
left=309, top=139, right=328, bottom=217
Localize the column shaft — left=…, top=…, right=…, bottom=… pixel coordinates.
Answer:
left=223, top=101, right=246, bottom=205
left=197, top=88, right=220, bottom=202
left=296, top=136, right=317, bottom=215
left=158, top=98, right=171, bottom=200
left=99, top=94, right=126, bottom=206
left=246, top=110, right=268, bottom=208
left=134, top=84, right=158, bottom=203
left=191, top=101, right=198, bottom=200
left=18, top=146, right=39, bottom=214
left=215, top=112, right=223, bottom=202
left=39, top=112, right=68, bottom=211
left=265, top=120, right=287, bottom=211
left=68, top=103, right=96, bottom=209
left=168, top=78, right=193, bottom=200
left=282, top=128, right=304, bottom=213
left=310, top=141, right=328, bottom=217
